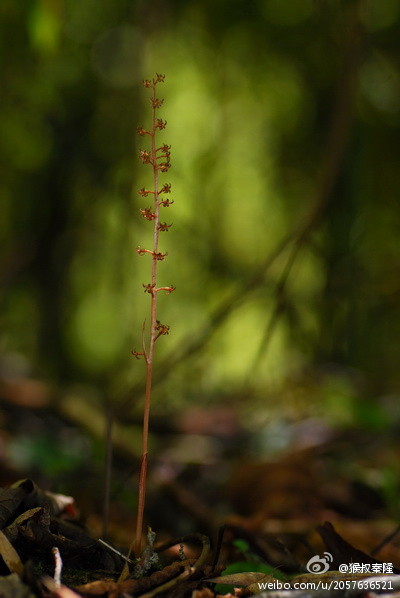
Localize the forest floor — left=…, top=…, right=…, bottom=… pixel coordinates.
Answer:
left=1, top=385, right=400, bottom=598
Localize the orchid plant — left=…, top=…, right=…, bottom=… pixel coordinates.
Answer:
left=131, top=74, right=175, bottom=558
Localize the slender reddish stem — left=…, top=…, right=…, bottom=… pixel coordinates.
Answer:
left=134, top=81, right=162, bottom=557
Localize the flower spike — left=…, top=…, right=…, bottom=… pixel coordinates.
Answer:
left=131, top=74, right=174, bottom=560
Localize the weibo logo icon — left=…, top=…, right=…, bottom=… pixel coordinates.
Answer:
left=306, top=552, right=333, bottom=574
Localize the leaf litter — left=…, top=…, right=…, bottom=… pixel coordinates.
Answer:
left=0, top=476, right=399, bottom=598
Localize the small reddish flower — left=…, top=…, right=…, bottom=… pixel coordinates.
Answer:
left=155, top=119, right=167, bottom=130
left=137, top=126, right=151, bottom=136
left=154, top=320, right=170, bottom=341
left=159, top=198, right=174, bottom=207
left=155, top=73, right=165, bottom=83
left=153, top=251, right=168, bottom=261
left=151, top=98, right=164, bottom=109
left=160, top=183, right=171, bottom=194
left=138, top=188, right=152, bottom=197
left=158, top=222, right=172, bottom=232
left=139, top=150, right=152, bottom=164
left=140, top=208, right=156, bottom=221
left=143, top=283, right=156, bottom=294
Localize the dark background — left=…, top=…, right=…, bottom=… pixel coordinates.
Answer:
left=1, top=0, right=400, bottom=537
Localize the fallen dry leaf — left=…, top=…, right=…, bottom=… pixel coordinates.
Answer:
left=0, top=529, right=23, bottom=574
left=317, top=521, right=400, bottom=573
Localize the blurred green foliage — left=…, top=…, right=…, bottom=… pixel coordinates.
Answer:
left=1, top=0, right=400, bottom=420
